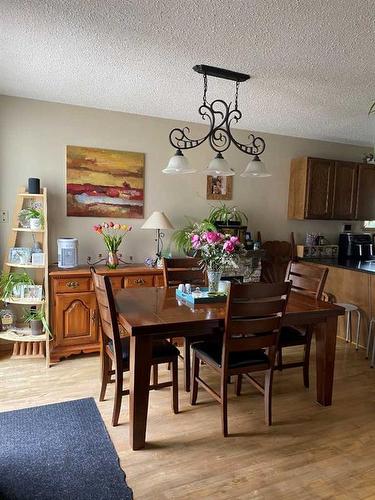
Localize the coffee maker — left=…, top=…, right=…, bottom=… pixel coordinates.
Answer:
left=338, top=233, right=374, bottom=260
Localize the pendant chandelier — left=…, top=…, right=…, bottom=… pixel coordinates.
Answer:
left=163, top=65, right=270, bottom=177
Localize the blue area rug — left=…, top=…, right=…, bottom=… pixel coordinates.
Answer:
left=0, top=398, right=133, bottom=500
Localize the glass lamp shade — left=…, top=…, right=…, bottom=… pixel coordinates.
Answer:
left=162, top=149, right=196, bottom=174
left=205, top=153, right=235, bottom=177
left=240, top=155, right=271, bottom=177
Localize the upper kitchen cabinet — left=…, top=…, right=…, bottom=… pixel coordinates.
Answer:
left=288, top=157, right=334, bottom=219
left=356, top=165, right=375, bottom=220
left=288, top=156, right=373, bottom=220
left=332, top=161, right=358, bottom=219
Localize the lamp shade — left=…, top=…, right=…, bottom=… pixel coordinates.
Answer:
left=240, top=155, right=271, bottom=177
left=162, top=149, right=196, bottom=174
left=205, top=153, right=234, bottom=177
left=141, top=211, right=174, bottom=230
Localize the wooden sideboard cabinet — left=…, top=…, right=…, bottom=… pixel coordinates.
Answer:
left=288, top=156, right=372, bottom=220
left=49, top=265, right=163, bottom=363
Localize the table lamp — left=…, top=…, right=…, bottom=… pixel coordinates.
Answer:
left=141, top=211, right=174, bottom=267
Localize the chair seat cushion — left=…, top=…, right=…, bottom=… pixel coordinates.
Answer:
left=191, top=341, right=269, bottom=369
left=279, top=326, right=307, bottom=346
left=108, top=337, right=179, bottom=364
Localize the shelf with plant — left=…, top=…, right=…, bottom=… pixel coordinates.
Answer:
left=208, top=203, right=248, bottom=227
left=23, top=305, right=51, bottom=337
left=0, top=271, right=35, bottom=303
left=18, top=206, right=44, bottom=231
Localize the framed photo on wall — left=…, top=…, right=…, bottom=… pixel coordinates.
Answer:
left=206, top=175, right=233, bottom=200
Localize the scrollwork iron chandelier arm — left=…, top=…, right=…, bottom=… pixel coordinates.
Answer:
left=166, top=65, right=268, bottom=174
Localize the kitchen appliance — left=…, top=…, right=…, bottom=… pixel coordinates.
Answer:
left=57, top=238, right=78, bottom=268
left=338, top=233, right=374, bottom=260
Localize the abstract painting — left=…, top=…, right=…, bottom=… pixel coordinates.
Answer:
left=206, top=175, right=233, bottom=200
left=66, top=145, right=144, bottom=218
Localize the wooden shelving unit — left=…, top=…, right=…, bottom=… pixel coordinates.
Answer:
left=0, top=186, right=50, bottom=367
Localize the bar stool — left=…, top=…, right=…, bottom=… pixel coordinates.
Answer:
left=335, top=303, right=361, bottom=349
left=366, top=318, right=375, bottom=367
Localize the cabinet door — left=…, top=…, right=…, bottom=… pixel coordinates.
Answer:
left=54, top=292, right=98, bottom=348
left=356, top=165, right=375, bottom=220
left=305, top=158, right=335, bottom=219
left=332, top=161, right=358, bottom=219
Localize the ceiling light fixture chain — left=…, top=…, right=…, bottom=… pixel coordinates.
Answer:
left=203, top=73, right=208, bottom=105
left=235, top=80, right=240, bottom=111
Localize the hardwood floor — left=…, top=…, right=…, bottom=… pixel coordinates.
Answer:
left=1, top=339, right=375, bottom=499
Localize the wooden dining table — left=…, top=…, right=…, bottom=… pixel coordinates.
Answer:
left=115, top=287, right=344, bottom=450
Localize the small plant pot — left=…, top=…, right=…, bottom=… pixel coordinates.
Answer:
left=228, top=221, right=241, bottom=226
left=29, top=218, right=42, bottom=231
left=30, top=319, right=43, bottom=336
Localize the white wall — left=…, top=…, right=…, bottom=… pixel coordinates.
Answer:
left=0, top=95, right=370, bottom=265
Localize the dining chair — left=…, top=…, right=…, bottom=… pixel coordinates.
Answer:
left=257, top=231, right=296, bottom=283
left=276, top=261, right=328, bottom=387
left=163, top=257, right=212, bottom=392
left=190, top=281, right=291, bottom=437
left=91, top=268, right=179, bottom=426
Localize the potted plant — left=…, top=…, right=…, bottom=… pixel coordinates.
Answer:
left=208, top=203, right=248, bottom=227
left=19, top=207, right=44, bottom=230
left=0, top=271, right=34, bottom=302
left=171, top=217, right=217, bottom=255
left=23, top=305, right=50, bottom=336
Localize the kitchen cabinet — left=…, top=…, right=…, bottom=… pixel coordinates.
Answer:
left=356, top=164, right=375, bottom=220
left=49, top=265, right=163, bottom=363
left=332, top=161, right=358, bottom=219
left=288, top=156, right=374, bottom=220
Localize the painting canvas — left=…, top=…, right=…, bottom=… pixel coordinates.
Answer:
left=206, top=175, right=233, bottom=200
left=67, top=145, right=144, bottom=218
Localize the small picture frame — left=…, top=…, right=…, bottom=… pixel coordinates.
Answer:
left=9, top=247, right=32, bottom=265
left=31, top=253, right=45, bottom=266
left=22, top=285, right=43, bottom=301
left=206, top=175, right=233, bottom=200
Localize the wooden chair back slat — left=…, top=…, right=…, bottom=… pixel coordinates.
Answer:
left=231, top=299, right=286, bottom=317
left=91, top=268, right=122, bottom=361
left=286, top=261, right=328, bottom=300
left=163, top=257, right=206, bottom=288
left=224, top=282, right=291, bottom=358
left=228, top=316, right=281, bottom=336
left=228, top=332, right=279, bottom=351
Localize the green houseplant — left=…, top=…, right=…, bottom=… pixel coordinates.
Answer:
left=171, top=217, right=217, bottom=255
left=19, top=207, right=44, bottom=230
left=23, top=305, right=50, bottom=336
left=208, top=203, right=248, bottom=227
left=0, top=272, right=34, bottom=301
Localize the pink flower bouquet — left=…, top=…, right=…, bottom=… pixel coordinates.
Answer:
left=190, top=230, right=244, bottom=272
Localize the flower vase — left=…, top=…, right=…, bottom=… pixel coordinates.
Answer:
left=107, top=251, right=119, bottom=269
left=207, top=270, right=222, bottom=293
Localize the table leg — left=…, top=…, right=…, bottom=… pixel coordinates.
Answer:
left=315, top=316, right=338, bottom=406
left=129, top=335, right=152, bottom=450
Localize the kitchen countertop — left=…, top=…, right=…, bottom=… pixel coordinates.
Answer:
left=302, top=258, right=375, bottom=274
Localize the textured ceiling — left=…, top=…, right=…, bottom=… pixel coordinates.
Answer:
left=1, top=0, right=374, bottom=145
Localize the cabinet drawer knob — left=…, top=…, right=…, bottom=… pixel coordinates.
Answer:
left=135, top=278, right=145, bottom=285
left=66, top=281, right=79, bottom=288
